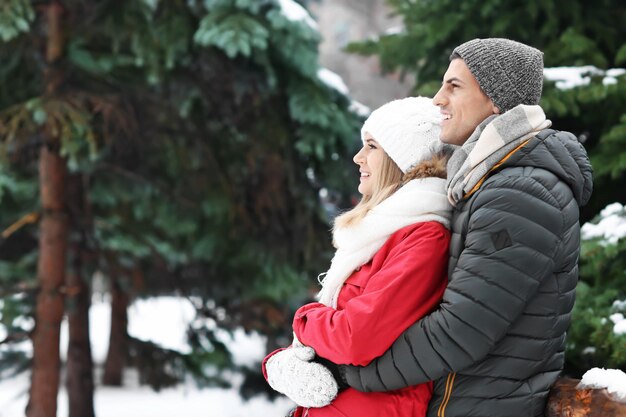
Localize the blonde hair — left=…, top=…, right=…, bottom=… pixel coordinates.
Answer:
left=334, top=150, right=449, bottom=229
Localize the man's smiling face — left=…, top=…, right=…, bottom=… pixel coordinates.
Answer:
left=433, top=58, right=500, bottom=146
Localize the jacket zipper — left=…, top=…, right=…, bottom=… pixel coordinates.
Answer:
left=437, top=372, right=456, bottom=417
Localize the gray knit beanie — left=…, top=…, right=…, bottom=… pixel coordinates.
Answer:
left=451, top=38, right=544, bottom=113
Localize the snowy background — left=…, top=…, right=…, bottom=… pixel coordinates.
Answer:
left=0, top=296, right=296, bottom=417
left=1, top=1, right=626, bottom=415
left=1, top=70, right=626, bottom=417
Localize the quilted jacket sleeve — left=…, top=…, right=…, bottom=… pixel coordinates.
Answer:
left=340, top=172, right=565, bottom=391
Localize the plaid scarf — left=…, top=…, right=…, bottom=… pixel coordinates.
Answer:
left=446, top=104, right=552, bottom=206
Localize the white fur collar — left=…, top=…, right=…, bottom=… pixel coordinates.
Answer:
left=318, top=178, right=451, bottom=307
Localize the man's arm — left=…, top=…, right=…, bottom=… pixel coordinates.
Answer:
left=340, top=174, right=563, bottom=391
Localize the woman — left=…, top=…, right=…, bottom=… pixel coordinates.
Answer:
left=264, top=97, right=452, bottom=416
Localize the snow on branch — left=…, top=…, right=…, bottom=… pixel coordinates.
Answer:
left=579, top=368, right=626, bottom=402
left=581, top=202, right=626, bottom=244
left=276, top=0, right=318, bottom=30
left=543, top=66, right=626, bottom=90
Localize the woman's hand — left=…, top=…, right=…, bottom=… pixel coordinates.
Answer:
left=265, top=345, right=339, bottom=408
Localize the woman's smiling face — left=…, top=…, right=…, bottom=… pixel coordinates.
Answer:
left=353, top=133, right=385, bottom=196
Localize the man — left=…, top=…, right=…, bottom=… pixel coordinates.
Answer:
left=267, top=38, right=593, bottom=416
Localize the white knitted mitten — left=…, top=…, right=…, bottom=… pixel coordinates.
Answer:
left=266, top=346, right=338, bottom=408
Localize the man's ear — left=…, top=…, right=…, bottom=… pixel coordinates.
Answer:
left=492, top=104, right=501, bottom=114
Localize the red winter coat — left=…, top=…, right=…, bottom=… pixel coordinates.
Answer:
left=264, top=221, right=450, bottom=417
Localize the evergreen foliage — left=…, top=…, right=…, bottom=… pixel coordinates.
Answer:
left=345, top=0, right=626, bottom=376
left=0, top=0, right=34, bottom=42
left=567, top=206, right=626, bottom=376
left=0, top=0, right=361, bottom=398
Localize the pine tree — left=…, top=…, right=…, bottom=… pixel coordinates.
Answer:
left=1, top=0, right=361, bottom=414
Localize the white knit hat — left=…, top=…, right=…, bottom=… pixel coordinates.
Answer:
left=361, top=97, right=442, bottom=173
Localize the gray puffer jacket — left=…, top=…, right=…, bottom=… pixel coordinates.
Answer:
left=339, top=129, right=593, bottom=417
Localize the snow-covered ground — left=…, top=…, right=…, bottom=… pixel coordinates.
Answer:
left=0, top=297, right=295, bottom=417
left=0, top=370, right=294, bottom=417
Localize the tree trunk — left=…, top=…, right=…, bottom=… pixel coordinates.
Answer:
left=27, top=149, right=68, bottom=417
left=27, top=3, right=67, bottom=417
left=546, top=378, right=626, bottom=416
left=102, top=276, right=129, bottom=386
left=65, top=246, right=95, bottom=417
